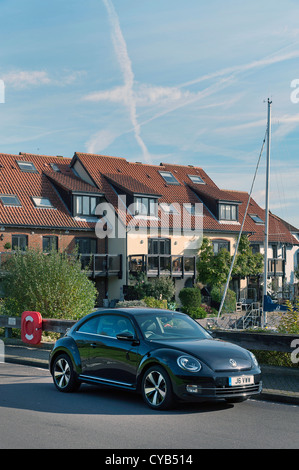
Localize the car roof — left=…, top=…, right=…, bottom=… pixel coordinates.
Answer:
left=91, top=307, right=174, bottom=316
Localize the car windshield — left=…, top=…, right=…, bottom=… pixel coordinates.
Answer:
left=135, top=311, right=212, bottom=341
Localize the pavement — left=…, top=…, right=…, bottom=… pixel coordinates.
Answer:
left=1, top=338, right=299, bottom=406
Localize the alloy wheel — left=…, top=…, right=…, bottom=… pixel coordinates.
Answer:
left=54, top=357, right=71, bottom=389
left=143, top=370, right=167, bottom=407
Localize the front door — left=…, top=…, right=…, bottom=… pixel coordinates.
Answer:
left=75, top=313, right=140, bottom=387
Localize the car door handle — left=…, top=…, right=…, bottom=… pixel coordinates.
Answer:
left=90, top=343, right=97, bottom=348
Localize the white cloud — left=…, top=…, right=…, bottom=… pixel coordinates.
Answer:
left=86, top=129, right=117, bottom=154
left=83, top=83, right=192, bottom=106
left=101, top=0, right=151, bottom=162
left=1, top=69, right=85, bottom=89
left=3, top=70, right=51, bottom=88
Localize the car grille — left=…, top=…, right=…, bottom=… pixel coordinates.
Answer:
left=214, top=383, right=261, bottom=396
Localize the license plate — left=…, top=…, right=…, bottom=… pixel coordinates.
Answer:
left=229, top=375, right=254, bottom=386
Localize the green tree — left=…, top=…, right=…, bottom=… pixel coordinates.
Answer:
left=2, top=248, right=97, bottom=320
left=232, top=235, right=263, bottom=278
left=197, top=237, right=231, bottom=287
left=197, top=236, right=263, bottom=288
left=278, top=301, right=299, bottom=334
left=127, top=273, right=175, bottom=303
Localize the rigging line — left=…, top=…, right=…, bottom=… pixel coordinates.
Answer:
left=217, top=128, right=268, bottom=322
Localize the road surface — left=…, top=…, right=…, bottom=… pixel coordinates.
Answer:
left=0, top=363, right=298, bottom=450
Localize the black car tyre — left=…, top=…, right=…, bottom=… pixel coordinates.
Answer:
left=141, top=365, right=174, bottom=410
left=52, top=353, right=80, bottom=393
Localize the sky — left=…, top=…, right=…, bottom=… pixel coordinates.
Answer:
left=1, top=0, right=299, bottom=228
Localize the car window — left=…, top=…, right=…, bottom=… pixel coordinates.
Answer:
left=78, top=314, right=136, bottom=338
left=77, top=316, right=100, bottom=334
left=136, top=312, right=211, bottom=340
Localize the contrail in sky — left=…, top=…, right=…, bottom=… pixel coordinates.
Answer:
left=102, top=0, right=151, bottom=162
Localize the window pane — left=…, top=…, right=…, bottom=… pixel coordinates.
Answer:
left=90, top=197, right=96, bottom=215
left=220, top=205, right=226, bottom=219
left=78, top=316, right=100, bottom=334
left=43, top=236, right=58, bottom=252
left=12, top=235, right=28, bottom=250
left=138, top=197, right=146, bottom=215
left=32, top=197, right=53, bottom=208
left=231, top=205, right=237, bottom=220
left=82, top=196, right=89, bottom=215
left=188, top=174, right=204, bottom=184
left=213, top=240, right=229, bottom=254
left=76, top=238, right=97, bottom=254
left=149, top=198, right=156, bottom=216
left=159, top=171, right=180, bottom=185
left=17, top=161, right=38, bottom=173
left=135, top=197, right=141, bottom=215
left=76, top=196, right=82, bottom=214
left=0, top=195, right=21, bottom=206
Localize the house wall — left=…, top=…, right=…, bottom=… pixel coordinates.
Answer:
left=0, top=227, right=104, bottom=253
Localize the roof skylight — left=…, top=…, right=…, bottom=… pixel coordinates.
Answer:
left=159, top=171, right=180, bottom=185
left=17, top=161, right=38, bottom=173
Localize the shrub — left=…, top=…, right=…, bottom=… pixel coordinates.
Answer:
left=211, top=286, right=236, bottom=313
left=2, top=248, right=97, bottom=320
left=178, top=287, right=202, bottom=315
left=143, top=296, right=167, bottom=309
left=116, top=300, right=146, bottom=308
left=126, top=275, right=175, bottom=303
left=278, top=301, right=299, bottom=334
left=187, top=306, right=207, bottom=319
left=148, top=277, right=175, bottom=302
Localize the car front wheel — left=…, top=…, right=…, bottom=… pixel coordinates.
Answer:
left=52, top=353, right=80, bottom=393
left=141, top=365, right=174, bottom=410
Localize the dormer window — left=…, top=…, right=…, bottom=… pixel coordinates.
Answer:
left=74, top=195, right=97, bottom=216
left=159, top=171, right=180, bottom=185
left=17, top=161, right=38, bottom=173
left=219, top=203, right=238, bottom=221
left=134, top=196, right=157, bottom=217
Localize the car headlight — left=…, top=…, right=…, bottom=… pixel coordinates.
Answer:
left=177, top=355, right=202, bottom=372
left=249, top=352, right=259, bottom=367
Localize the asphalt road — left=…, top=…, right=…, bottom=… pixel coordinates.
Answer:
left=0, top=363, right=298, bottom=450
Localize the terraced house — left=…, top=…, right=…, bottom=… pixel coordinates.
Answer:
left=0, top=151, right=298, bottom=305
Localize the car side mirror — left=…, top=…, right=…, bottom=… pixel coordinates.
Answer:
left=116, top=331, right=139, bottom=344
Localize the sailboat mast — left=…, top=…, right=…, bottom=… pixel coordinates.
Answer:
left=262, top=98, right=272, bottom=326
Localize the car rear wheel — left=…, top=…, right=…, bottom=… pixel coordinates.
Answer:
left=141, top=365, right=174, bottom=410
left=52, top=353, right=80, bottom=393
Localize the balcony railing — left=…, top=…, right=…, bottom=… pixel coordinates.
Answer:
left=80, top=254, right=123, bottom=278
left=128, top=254, right=196, bottom=278
left=268, top=258, right=285, bottom=277
left=0, top=252, right=123, bottom=279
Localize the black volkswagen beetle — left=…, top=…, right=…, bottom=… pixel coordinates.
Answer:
left=49, top=308, right=262, bottom=410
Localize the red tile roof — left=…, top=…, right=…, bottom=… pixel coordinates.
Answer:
left=72, top=153, right=253, bottom=233
left=0, top=153, right=96, bottom=230
left=224, top=190, right=299, bottom=245
left=0, top=151, right=297, bottom=246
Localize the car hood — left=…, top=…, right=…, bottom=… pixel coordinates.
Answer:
left=152, top=338, right=253, bottom=371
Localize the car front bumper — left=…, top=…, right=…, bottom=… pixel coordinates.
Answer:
left=172, top=372, right=262, bottom=402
